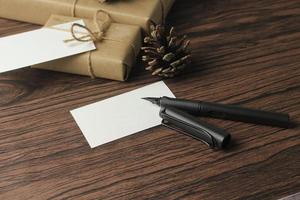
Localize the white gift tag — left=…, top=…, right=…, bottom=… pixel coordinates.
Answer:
left=71, top=81, right=176, bottom=148
left=0, top=20, right=96, bottom=73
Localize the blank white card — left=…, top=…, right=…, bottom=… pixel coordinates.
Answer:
left=71, top=81, right=175, bottom=148
left=0, top=20, right=96, bottom=73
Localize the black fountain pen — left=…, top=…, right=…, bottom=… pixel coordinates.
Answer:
left=143, top=96, right=291, bottom=128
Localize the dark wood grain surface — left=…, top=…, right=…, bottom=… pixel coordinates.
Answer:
left=0, top=0, right=299, bottom=199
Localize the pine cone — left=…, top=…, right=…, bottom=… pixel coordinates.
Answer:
left=141, top=24, right=192, bottom=78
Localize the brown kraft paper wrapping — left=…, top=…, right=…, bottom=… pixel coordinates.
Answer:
left=0, top=0, right=175, bottom=31
left=32, top=15, right=141, bottom=81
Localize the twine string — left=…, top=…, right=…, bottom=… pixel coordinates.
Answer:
left=65, top=10, right=110, bottom=78
left=71, top=0, right=78, bottom=17
left=65, top=9, right=110, bottom=43
left=65, top=8, right=137, bottom=79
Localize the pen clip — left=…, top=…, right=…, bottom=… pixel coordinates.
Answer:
left=160, top=107, right=219, bottom=148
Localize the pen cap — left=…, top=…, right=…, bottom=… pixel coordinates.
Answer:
left=160, top=107, right=231, bottom=149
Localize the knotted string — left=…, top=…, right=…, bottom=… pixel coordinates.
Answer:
left=65, top=10, right=110, bottom=43
left=64, top=10, right=110, bottom=78
left=64, top=10, right=138, bottom=79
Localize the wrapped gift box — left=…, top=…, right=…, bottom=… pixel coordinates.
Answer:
left=0, top=0, right=175, bottom=31
left=32, top=15, right=141, bottom=81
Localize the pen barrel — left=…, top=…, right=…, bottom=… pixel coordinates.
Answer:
left=197, top=102, right=290, bottom=128
left=161, top=97, right=290, bottom=128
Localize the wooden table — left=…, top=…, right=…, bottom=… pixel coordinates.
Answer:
left=0, top=1, right=299, bottom=199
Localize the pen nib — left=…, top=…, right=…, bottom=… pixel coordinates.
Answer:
left=142, top=97, right=160, bottom=105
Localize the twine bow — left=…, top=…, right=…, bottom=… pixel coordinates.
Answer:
left=64, top=10, right=111, bottom=78
left=65, top=10, right=111, bottom=43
